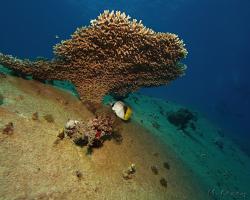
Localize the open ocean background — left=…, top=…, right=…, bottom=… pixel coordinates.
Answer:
left=0, top=0, right=250, bottom=154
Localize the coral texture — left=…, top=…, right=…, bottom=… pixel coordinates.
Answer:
left=0, top=10, right=187, bottom=103
left=64, top=113, right=116, bottom=148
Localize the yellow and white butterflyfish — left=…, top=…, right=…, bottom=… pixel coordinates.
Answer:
left=112, top=101, right=132, bottom=121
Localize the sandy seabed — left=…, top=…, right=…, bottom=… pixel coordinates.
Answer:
left=0, top=75, right=209, bottom=200
left=1, top=75, right=249, bottom=200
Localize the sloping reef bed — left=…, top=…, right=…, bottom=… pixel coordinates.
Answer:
left=120, top=93, right=250, bottom=200
left=0, top=74, right=249, bottom=200
left=0, top=75, right=209, bottom=200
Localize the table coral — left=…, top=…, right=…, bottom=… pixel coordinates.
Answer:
left=0, top=10, right=187, bottom=103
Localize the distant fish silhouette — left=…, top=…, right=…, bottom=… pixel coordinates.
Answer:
left=55, top=35, right=60, bottom=39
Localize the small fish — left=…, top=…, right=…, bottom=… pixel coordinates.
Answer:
left=111, top=101, right=132, bottom=120
left=55, top=35, right=60, bottom=39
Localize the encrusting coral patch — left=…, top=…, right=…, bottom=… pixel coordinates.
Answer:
left=0, top=10, right=187, bottom=104
left=62, top=112, right=116, bottom=151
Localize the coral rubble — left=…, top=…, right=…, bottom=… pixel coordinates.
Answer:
left=0, top=10, right=187, bottom=103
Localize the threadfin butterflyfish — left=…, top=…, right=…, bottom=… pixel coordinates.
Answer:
left=111, top=101, right=132, bottom=120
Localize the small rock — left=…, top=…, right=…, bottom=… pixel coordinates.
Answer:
left=167, top=108, right=197, bottom=131
left=127, top=163, right=136, bottom=174
left=57, top=129, right=65, bottom=139
left=160, top=178, right=168, bottom=188
left=94, top=187, right=99, bottom=192
left=53, top=129, right=65, bottom=145
left=122, top=171, right=132, bottom=180
left=2, top=122, right=14, bottom=135
left=163, top=162, right=170, bottom=170
left=75, top=170, right=83, bottom=180
left=122, top=163, right=136, bottom=180
left=151, top=165, right=159, bottom=175
left=32, top=112, right=39, bottom=120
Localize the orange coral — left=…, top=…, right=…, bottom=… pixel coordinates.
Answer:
left=0, top=10, right=187, bottom=103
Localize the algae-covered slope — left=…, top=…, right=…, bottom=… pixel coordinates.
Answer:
left=0, top=75, right=209, bottom=199
left=118, top=93, right=250, bottom=200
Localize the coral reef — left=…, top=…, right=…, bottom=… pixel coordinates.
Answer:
left=0, top=10, right=187, bottom=103
left=63, top=112, right=116, bottom=150
left=151, top=165, right=159, bottom=175
left=167, top=108, right=197, bottom=131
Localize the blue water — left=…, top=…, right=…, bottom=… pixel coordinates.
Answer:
left=0, top=0, right=250, bottom=154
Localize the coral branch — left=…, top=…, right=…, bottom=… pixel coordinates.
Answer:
left=0, top=10, right=187, bottom=103
left=0, top=53, right=58, bottom=80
